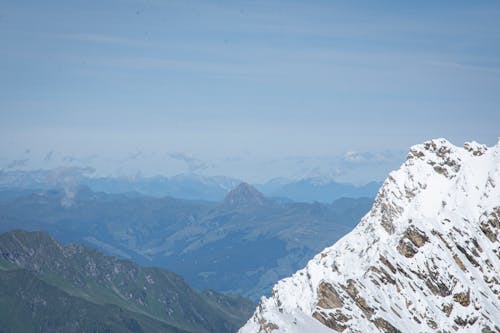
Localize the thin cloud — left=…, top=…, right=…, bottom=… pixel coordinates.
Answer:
left=5, top=159, right=29, bottom=169
left=122, top=150, right=143, bottom=161
left=44, top=167, right=95, bottom=207
left=168, top=152, right=208, bottom=173
left=427, top=60, right=500, bottom=75
left=44, top=150, right=54, bottom=162
left=62, top=154, right=99, bottom=165
left=59, top=33, right=156, bottom=47
left=343, top=151, right=404, bottom=165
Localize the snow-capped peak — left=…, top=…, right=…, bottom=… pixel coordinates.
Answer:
left=239, top=138, right=500, bottom=333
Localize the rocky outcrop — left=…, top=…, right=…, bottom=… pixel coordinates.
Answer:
left=317, top=282, right=344, bottom=309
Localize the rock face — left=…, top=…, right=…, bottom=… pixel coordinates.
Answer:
left=239, top=138, right=500, bottom=333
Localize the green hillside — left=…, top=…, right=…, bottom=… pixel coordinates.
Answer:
left=0, top=230, right=254, bottom=333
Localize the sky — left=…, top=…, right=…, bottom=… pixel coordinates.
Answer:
left=1, top=0, right=499, bottom=183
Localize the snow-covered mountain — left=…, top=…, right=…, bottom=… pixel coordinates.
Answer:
left=239, top=138, right=500, bottom=333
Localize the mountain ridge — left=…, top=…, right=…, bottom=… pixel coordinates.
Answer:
left=0, top=229, right=255, bottom=333
left=0, top=170, right=380, bottom=203
left=239, top=138, right=500, bottom=333
left=0, top=189, right=371, bottom=300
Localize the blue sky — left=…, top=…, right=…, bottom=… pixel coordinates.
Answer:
left=1, top=0, right=499, bottom=182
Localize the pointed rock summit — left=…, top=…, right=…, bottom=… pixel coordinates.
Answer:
left=239, top=138, right=500, bottom=333
left=223, top=182, right=266, bottom=209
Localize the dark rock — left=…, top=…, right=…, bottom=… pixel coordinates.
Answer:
left=425, top=278, right=452, bottom=297
left=453, top=290, right=470, bottom=307
left=342, top=279, right=374, bottom=318
left=427, top=319, right=438, bottom=329
left=397, top=239, right=417, bottom=258
left=404, top=226, right=428, bottom=247
left=442, top=303, right=453, bottom=317
left=313, top=310, right=349, bottom=332
left=257, top=318, right=279, bottom=333
left=456, top=245, right=479, bottom=267
left=379, top=255, right=397, bottom=274
left=317, top=282, right=344, bottom=309
left=372, top=317, right=402, bottom=333
left=480, top=222, right=498, bottom=243
left=454, top=316, right=467, bottom=327
left=453, top=254, right=467, bottom=271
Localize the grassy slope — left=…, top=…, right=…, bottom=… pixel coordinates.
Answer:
left=0, top=269, right=191, bottom=333
left=0, top=230, right=254, bottom=333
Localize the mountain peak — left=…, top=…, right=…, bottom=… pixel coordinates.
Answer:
left=223, top=182, right=266, bottom=208
left=239, top=139, right=500, bottom=333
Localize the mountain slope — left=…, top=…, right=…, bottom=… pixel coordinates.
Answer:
left=0, top=269, right=190, bottom=333
left=0, top=189, right=371, bottom=300
left=239, top=139, right=500, bottom=333
left=0, top=230, right=254, bottom=333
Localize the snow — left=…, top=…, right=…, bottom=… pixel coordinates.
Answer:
left=239, top=138, right=500, bottom=333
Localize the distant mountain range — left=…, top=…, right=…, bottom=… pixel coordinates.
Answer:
left=255, top=177, right=381, bottom=203
left=0, top=230, right=254, bottom=333
left=0, top=184, right=373, bottom=300
left=0, top=169, right=381, bottom=203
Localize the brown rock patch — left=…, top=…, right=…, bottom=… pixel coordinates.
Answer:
left=397, top=239, right=417, bottom=258
left=317, top=282, right=344, bottom=309
left=313, top=310, right=350, bottom=332
left=372, top=317, right=402, bottom=333
left=453, top=290, right=470, bottom=307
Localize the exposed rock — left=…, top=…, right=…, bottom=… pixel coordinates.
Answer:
left=441, top=303, right=453, bottom=317
left=404, top=226, right=428, bottom=247
left=480, top=222, right=498, bottom=242
left=312, top=310, right=349, bottom=332
left=379, top=267, right=396, bottom=285
left=453, top=254, right=467, bottom=271
left=368, top=266, right=396, bottom=286
left=379, top=255, right=397, bottom=274
left=454, top=316, right=468, bottom=327
left=342, top=279, right=374, bottom=317
left=456, top=244, right=479, bottom=267
left=464, top=142, right=488, bottom=156
left=407, top=148, right=425, bottom=160
left=433, top=165, right=449, bottom=177
left=372, top=185, right=403, bottom=235
left=425, top=278, right=452, bottom=297
left=257, top=318, right=279, bottom=333
left=453, top=290, right=470, bottom=307
left=372, top=317, right=402, bottom=333
left=427, top=319, right=438, bottom=329
left=397, top=239, right=417, bottom=258
left=317, top=282, right=344, bottom=309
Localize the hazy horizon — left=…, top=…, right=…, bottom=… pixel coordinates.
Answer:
left=2, top=1, right=500, bottom=182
